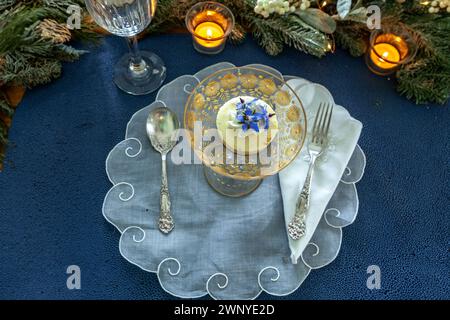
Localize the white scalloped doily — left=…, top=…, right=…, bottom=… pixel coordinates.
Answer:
left=102, top=63, right=366, bottom=299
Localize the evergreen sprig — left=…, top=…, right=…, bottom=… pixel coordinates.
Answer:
left=249, top=14, right=329, bottom=56
left=396, top=15, right=450, bottom=104
left=0, top=0, right=97, bottom=170
left=252, top=19, right=284, bottom=55
left=1, top=53, right=62, bottom=86
left=334, top=22, right=368, bottom=57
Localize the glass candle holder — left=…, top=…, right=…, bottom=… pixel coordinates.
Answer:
left=365, top=26, right=417, bottom=76
left=185, top=1, right=235, bottom=55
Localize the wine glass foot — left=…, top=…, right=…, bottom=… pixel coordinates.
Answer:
left=113, top=51, right=166, bottom=95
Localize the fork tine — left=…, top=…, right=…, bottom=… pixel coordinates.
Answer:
left=318, top=103, right=330, bottom=144
left=323, top=103, right=333, bottom=139
left=312, top=103, right=324, bottom=143
left=316, top=103, right=328, bottom=144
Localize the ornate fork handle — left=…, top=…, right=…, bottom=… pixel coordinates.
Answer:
left=159, top=154, right=174, bottom=234
left=288, top=154, right=318, bottom=240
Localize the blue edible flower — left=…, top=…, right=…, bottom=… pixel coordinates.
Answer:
left=234, top=97, right=274, bottom=133
left=249, top=121, right=260, bottom=132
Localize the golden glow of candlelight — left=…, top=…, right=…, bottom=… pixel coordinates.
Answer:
left=327, top=42, right=332, bottom=51
left=370, top=43, right=401, bottom=69
left=186, top=2, right=234, bottom=54
left=194, top=21, right=225, bottom=48
left=366, top=31, right=415, bottom=75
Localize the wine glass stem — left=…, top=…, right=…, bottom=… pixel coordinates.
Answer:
left=126, top=36, right=149, bottom=77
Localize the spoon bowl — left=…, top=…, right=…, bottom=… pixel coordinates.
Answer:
left=146, top=107, right=180, bottom=155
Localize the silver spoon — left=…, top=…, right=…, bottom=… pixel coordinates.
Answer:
left=146, top=107, right=180, bottom=234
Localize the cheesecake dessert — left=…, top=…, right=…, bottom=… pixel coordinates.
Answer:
left=216, top=96, right=278, bottom=154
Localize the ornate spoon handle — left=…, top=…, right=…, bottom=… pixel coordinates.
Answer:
left=288, top=157, right=317, bottom=240
left=159, top=154, right=174, bottom=234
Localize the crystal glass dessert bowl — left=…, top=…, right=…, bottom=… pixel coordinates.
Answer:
left=184, top=66, right=307, bottom=197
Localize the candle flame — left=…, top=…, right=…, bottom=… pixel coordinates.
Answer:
left=206, top=28, right=213, bottom=39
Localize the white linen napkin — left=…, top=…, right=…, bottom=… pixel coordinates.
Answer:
left=279, top=80, right=363, bottom=264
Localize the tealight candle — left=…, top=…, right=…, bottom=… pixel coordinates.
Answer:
left=366, top=28, right=417, bottom=76
left=186, top=2, right=234, bottom=55
left=194, top=21, right=225, bottom=48
left=370, top=42, right=401, bottom=69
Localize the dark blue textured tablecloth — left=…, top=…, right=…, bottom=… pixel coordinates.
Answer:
left=0, top=34, right=449, bottom=300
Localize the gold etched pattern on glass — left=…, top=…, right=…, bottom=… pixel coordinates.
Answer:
left=184, top=67, right=307, bottom=183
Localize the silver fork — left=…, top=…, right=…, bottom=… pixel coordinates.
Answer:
left=288, top=102, right=333, bottom=240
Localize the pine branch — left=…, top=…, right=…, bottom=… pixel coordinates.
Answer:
left=282, top=15, right=329, bottom=57
left=397, top=57, right=450, bottom=104
left=335, top=22, right=368, bottom=57
left=1, top=53, right=62, bottom=87
left=71, top=22, right=101, bottom=44
left=53, top=44, right=88, bottom=61
left=0, top=0, right=15, bottom=11
left=396, top=15, right=450, bottom=104
left=147, top=0, right=192, bottom=33
left=0, top=120, right=7, bottom=146
left=0, top=93, right=11, bottom=170
left=229, top=22, right=247, bottom=45
left=0, top=6, right=60, bottom=54
left=41, top=0, right=85, bottom=12
left=252, top=18, right=284, bottom=55
left=250, top=15, right=329, bottom=57
left=0, top=96, right=14, bottom=117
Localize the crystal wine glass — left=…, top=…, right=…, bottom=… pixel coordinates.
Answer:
left=85, top=0, right=166, bottom=95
